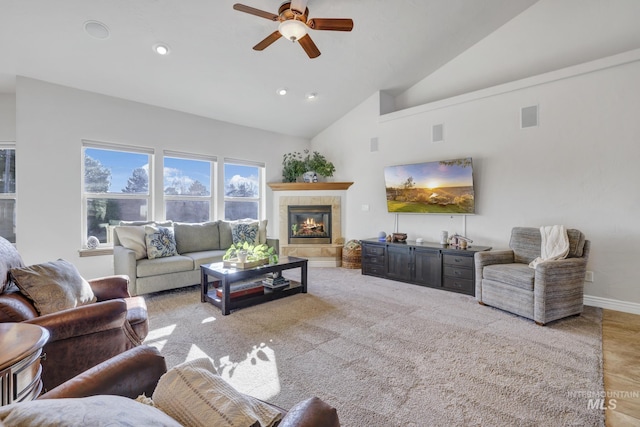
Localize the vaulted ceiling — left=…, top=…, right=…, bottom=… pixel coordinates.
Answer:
left=0, top=0, right=541, bottom=138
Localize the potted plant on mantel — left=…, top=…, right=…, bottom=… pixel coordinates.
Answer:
left=282, top=149, right=336, bottom=183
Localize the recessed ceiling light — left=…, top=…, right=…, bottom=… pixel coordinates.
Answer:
left=153, top=43, right=170, bottom=55
left=84, top=20, right=110, bottom=39
left=277, top=88, right=288, bottom=96
left=305, top=92, right=318, bottom=100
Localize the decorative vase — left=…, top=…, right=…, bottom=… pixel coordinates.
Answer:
left=302, top=171, right=318, bottom=183
left=237, top=250, right=248, bottom=263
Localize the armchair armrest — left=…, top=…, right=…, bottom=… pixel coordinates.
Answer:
left=533, top=257, right=589, bottom=324
left=39, top=346, right=167, bottom=400
left=25, top=299, right=129, bottom=341
left=474, top=250, right=514, bottom=268
left=474, top=250, right=514, bottom=301
left=113, top=245, right=138, bottom=295
left=89, top=275, right=131, bottom=301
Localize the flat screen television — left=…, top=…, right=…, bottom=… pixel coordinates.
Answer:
left=384, top=157, right=475, bottom=214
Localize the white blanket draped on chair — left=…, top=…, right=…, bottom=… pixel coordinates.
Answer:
left=529, top=225, right=570, bottom=268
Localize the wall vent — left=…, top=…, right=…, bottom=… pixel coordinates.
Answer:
left=521, top=105, right=539, bottom=128
left=432, top=124, right=444, bottom=143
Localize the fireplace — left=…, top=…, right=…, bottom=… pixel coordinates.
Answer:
left=288, top=205, right=331, bottom=244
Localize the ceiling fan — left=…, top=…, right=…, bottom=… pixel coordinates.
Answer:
left=233, top=0, right=354, bottom=58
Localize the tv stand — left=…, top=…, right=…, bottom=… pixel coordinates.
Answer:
left=360, top=239, right=491, bottom=296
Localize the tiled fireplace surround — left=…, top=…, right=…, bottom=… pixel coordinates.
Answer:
left=277, top=195, right=345, bottom=267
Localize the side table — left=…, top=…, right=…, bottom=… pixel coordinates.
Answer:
left=0, top=323, right=49, bottom=405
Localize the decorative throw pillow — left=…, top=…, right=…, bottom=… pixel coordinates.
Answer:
left=10, top=259, right=97, bottom=315
left=145, top=225, right=178, bottom=260
left=152, top=358, right=282, bottom=427
left=231, top=221, right=259, bottom=245
left=0, top=395, right=181, bottom=426
left=115, top=226, right=147, bottom=260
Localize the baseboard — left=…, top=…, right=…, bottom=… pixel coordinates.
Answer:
left=584, top=295, right=640, bottom=315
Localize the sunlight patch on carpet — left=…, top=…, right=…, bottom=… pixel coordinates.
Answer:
left=218, top=343, right=281, bottom=401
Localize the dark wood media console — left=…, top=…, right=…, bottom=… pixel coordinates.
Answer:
left=360, top=238, right=491, bottom=296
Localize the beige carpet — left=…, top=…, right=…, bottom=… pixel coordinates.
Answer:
left=143, top=267, right=604, bottom=427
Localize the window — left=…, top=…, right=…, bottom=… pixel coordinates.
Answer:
left=224, top=160, right=263, bottom=220
left=0, top=146, right=16, bottom=243
left=163, top=152, right=216, bottom=223
left=82, top=141, right=153, bottom=245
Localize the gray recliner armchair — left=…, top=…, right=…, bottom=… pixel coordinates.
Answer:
left=474, top=227, right=590, bottom=325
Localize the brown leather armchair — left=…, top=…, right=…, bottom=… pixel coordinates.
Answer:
left=40, top=345, right=340, bottom=427
left=0, top=237, right=148, bottom=392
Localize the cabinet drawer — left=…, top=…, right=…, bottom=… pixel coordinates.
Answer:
left=362, top=245, right=385, bottom=257
left=443, top=277, right=474, bottom=294
left=443, top=254, right=473, bottom=268
left=443, top=266, right=473, bottom=280
left=362, top=263, right=385, bottom=277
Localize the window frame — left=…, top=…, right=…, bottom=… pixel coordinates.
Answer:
left=163, top=150, right=217, bottom=223
left=81, top=140, right=154, bottom=248
left=0, top=144, right=16, bottom=243
left=223, top=158, right=265, bottom=221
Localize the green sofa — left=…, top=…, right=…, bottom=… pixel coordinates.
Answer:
left=113, top=220, right=278, bottom=296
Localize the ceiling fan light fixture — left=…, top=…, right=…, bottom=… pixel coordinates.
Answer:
left=278, top=19, right=307, bottom=42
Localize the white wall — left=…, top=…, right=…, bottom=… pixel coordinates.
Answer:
left=14, top=77, right=308, bottom=278
left=0, top=94, right=16, bottom=141
left=312, top=57, right=640, bottom=307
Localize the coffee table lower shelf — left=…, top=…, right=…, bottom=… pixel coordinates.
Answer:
left=200, top=256, right=308, bottom=315
left=202, top=281, right=303, bottom=313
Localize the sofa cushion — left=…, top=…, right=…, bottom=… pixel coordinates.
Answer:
left=145, top=225, right=178, bottom=259
left=483, top=263, right=535, bottom=291
left=185, top=250, right=228, bottom=269
left=152, top=357, right=283, bottom=427
left=174, top=221, right=220, bottom=253
left=0, top=395, right=181, bottom=426
left=10, top=259, right=97, bottom=315
left=219, top=220, right=234, bottom=249
left=136, top=255, right=194, bottom=278
left=114, top=226, right=147, bottom=260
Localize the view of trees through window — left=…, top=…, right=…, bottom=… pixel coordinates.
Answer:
left=164, top=156, right=213, bottom=223
left=0, top=148, right=16, bottom=243
left=225, top=163, right=260, bottom=220
left=83, top=145, right=262, bottom=245
left=84, top=147, right=150, bottom=243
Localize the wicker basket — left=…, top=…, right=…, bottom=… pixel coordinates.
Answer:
left=342, top=240, right=362, bottom=269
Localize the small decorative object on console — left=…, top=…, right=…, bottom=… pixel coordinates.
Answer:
left=392, top=233, right=407, bottom=243
left=377, top=231, right=387, bottom=242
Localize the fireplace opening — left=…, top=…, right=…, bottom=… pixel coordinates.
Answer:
left=288, top=205, right=331, bottom=244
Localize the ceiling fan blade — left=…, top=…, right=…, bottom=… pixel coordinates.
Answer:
left=290, top=0, right=308, bottom=15
left=307, top=18, right=354, bottom=31
left=298, top=34, right=321, bottom=58
left=233, top=3, right=279, bottom=21
left=253, top=31, right=282, bottom=51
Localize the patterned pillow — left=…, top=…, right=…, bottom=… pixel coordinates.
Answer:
left=10, top=259, right=97, bottom=315
left=231, top=221, right=259, bottom=245
left=145, top=225, right=178, bottom=259
left=152, top=358, right=282, bottom=427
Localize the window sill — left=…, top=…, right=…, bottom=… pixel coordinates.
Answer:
left=78, top=248, right=114, bottom=257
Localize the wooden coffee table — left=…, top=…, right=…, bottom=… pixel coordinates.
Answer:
left=201, top=256, right=308, bottom=315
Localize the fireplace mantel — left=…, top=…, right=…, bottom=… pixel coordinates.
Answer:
left=268, top=182, right=353, bottom=191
